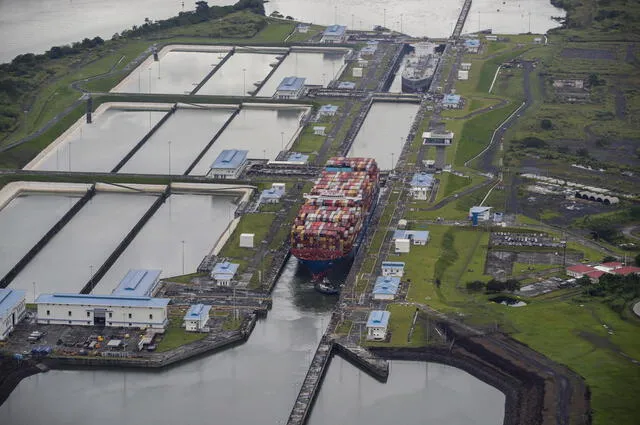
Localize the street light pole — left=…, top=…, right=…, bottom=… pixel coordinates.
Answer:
left=242, top=68, right=246, bottom=95
left=168, top=140, right=172, bottom=175
left=181, top=240, right=186, bottom=274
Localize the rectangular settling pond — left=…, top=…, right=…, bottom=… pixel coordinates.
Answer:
left=0, top=194, right=81, bottom=280
left=119, top=106, right=236, bottom=175
left=111, top=47, right=231, bottom=95
left=189, top=106, right=307, bottom=175
left=348, top=102, right=419, bottom=170
left=9, top=193, right=157, bottom=302
left=257, top=50, right=347, bottom=97
left=196, top=52, right=281, bottom=97
left=91, top=193, right=238, bottom=294
left=26, top=106, right=167, bottom=172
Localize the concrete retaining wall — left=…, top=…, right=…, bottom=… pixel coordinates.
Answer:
left=0, top=181, right=91, bottom=211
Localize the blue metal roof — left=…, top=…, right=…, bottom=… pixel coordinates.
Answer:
left=212, top=261, right=239, bottom=276
left=287, top=152, right=309, bottom=163
left=393, top=230, right=429, bottom=243
left=465, top=39, right=481, bottom=47
left=373, top=276, right=400, bottom=295
left=323, top=25, right=347, bottom=37
left=366, top=310, right=390, bottom=327
left=337, top=81, right=356, bottom=89
left=211, top=149, right=248, bottom=170
left=35, top=293, right=170, bottom=308
left=260, top=188, right=284, bottom=200
left=382, top=261, right=405, bottom=268
left=184, top=304, right=211, bottom=321
left=470, top=206, right=491, bottom=213
left=443, top=94, right=461, bottom=104
left=0, top=288, right=25, bottom=319
left=112, top=269, right=161, bottom=297
left=277, top=76, right=306, bottom=92
left=319, top=104, right=338, bottom=114
left=410, top=173, right=434, bottom=187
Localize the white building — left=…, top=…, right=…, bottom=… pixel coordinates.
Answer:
left=211, top=261, right=239, bottom=286
left=208, top=149, right=249, bottom=179
left=394, top=230, right=429, bottom=246
left=469, top=206, right=492, bottom=222
left=183, top=304, right=211, bottom=332
left=274, top=76, right=306, bottom=100
left=422, top=131, right=454, bottom=146
left=321, top=25, right=347, bottom=43
left=318, top=104, right=338, bottom=117
left=240, top=233, right=254, bottom=248
left=410, top=173, right=434, bottom=200
left=372, top=277, right=400, bottom=301
left=460, top=62, right=472, bottom=71
left=395, top=238, right=411, bottom=253
left=297, top=24, right=310, bottom=34
left=458, top=70, right=469, bottom=80
left=35, top=293, right=170, bottom=329
left=381, top=261, right=405, bottom=278
left=258, top=183, right=286, bottom=205
left=0, top=289, right=26, bottom=341
left=352, top=67, right=363, bottom=78
left=313, top=126, right=326, bottom=136
left=366, top=310, right=390, bottom=340
left=397, top=219, right=408, bottom=230
left=442, top=94, right=462, bottom=109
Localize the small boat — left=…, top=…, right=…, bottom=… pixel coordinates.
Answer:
left=314, top=278, right=340, bottom=295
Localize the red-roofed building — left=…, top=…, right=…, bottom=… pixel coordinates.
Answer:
left=600, top=262, right=624, bottom=270
left=611, top=266, right=640, bottom=276
left=566, top=264, right=598, bottom=278
left=585, top=270, right=606, bottom=283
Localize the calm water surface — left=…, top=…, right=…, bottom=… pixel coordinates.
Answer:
left=0, top=0, right=563, bottom=63
left=118, top=108, right=235, bottom=175
left=196, top=52, right=281, bottom=96
left=9, top=193, right=156, bottom=301
left=31, top=109, right=166, bottom=172
left=91, top=194, right=237, bottom=294
left=0, top=194, right=80, bottom=278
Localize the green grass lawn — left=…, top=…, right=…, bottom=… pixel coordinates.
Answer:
left=291, top=124, right=332, bottom=153
left=164, top=272, right=207, bottom=284
left=439, top=172, right=474, bottom=199
left=219, top=213, right=276, bottom=260
left=156, top=316, right=207, bottom=352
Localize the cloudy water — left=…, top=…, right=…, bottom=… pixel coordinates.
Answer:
left=349, top=102, right=419, bottom=170
left=196, top=52, right=281, bottom=96
left=308, top=358, right=505, bottom=425
left=91, top=194, right=237, bottom=294
left=1, top=257, right=335, bottom=425
left=1, top=0, right=564, bottom=64
left=189, top=107, right=306, bottom=175
left=118, top=108, right=235, bottom=175
left=112, top=50, right=229, bottom=94
left=9, top=193, right=156, bottom=302
left=0, top=194, right=81, bottom=279
left=257, top=51, right=346, bottom=97
left=29, top=108, right=166, bottom=172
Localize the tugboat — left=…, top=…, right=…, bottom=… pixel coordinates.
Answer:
left=314, top=277, right=340, bottom=295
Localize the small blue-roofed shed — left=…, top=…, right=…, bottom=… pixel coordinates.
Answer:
left=209, top=149, right=249, bottom=179
left=275, top=77, right=306, bottom=99
left=112, top=269, right=161, bottom=297
left=321, top=25, right=347, bottom=43
left=381, top=261, right=405, bottom=277
left=373, top=276, right=400, bottom=300
left=0, top=288, right=26, bottom=340
left=287, top=152, right=309, bottom=164
left=366, top=310, right=391, bottom=340
left=183, top=304, right=211, bottom=332
left=443, top=94, right=462, bottom=108
left=211, top=261, right=239, bottom=286
left=410, top=173, right=434, bottom=200
left=464, top=39, right=481, bottom=52
left=394, top=230, right=429, bottom=246
left=318, top=104, right=339, bottom=116
left=337, top=81, right=356, bottom=90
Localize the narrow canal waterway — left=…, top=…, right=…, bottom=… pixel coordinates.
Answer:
left=308, top=358, right=505, bottom=425
left=348, top=102, right=419, bottom=170
left=9, top=193, right=157, bottom=301
left=91, top=194, right=238, bottom=294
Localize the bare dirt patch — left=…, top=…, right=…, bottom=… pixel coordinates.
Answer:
left=560, top=48, right=616, bottom=60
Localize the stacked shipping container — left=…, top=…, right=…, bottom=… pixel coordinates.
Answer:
left=290, top=157, right=379, bottom=266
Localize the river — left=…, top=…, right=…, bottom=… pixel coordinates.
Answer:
left=0, top=0, right=564, bottom=63
left=1, top=258, right=505, bottom=424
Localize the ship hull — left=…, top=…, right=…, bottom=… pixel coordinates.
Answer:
left=401, top=75, right=432, bottom=93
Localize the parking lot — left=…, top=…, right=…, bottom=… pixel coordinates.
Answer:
left=490, top=231, right=565, bottom=248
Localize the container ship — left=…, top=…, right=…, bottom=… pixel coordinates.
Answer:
left=401, top=42, right=439, bottom=93
left=290, top=157, right=379, bottom=277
